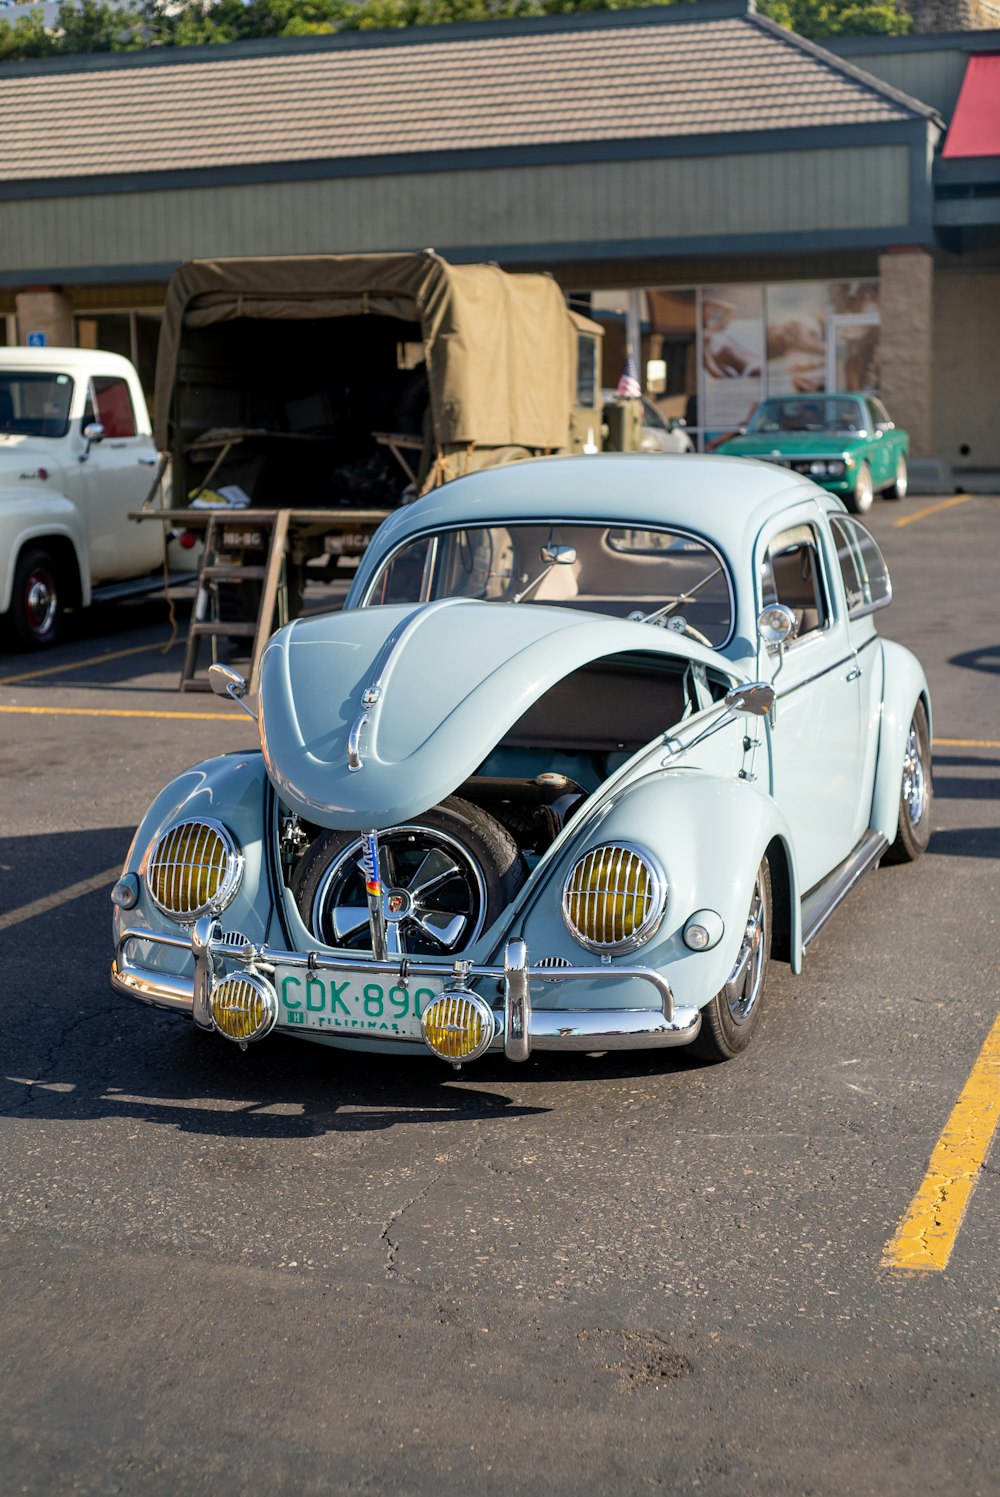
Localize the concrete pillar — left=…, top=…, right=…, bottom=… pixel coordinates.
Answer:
left=878, top=249, right=933, bottom=459
left=15, top=287, right=75, bottom=348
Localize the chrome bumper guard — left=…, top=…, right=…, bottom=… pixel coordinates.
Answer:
left=112, top=919, right=701, bottom=1060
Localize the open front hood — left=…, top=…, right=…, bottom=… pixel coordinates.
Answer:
left=257, top=599, right=726, bottom=830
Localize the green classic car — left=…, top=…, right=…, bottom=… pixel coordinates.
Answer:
left=715, top=393, right=909, bottom=514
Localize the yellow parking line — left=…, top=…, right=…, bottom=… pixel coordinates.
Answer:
left=0, top=704, right=251, bottom=723
left=894, top=494, right=971, bottom=527
left=882, top=1012, right=1000, bottom=1272
left=0, top=865, right=123, bottom=932
left=933, top=738, right=1000, bottom=748
left=0, top=638, right=183, bottom=687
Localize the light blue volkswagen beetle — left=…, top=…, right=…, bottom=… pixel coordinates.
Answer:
left=111, top=454, right=932, bottom=1067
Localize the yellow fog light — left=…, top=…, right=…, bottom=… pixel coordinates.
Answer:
left=209, top=973, right=278, bottom=1044
left=145, top=818, right=243, bottom=922
left=562, top=842, right=667, bottom=954
left=421, top=989, right=496, bottom=1066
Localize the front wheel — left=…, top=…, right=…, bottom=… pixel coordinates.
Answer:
left=8, top=546, right=64, bottom=649
left=885, top=454, right=908, bottom=501
left=883, top=701, right=932, bottom=864
left=845, top=462, right=874, bottom=515
left=690, top=859, right=771, bottom=1063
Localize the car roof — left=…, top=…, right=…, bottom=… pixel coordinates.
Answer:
left=0, top=346, right=139, bottom=378
left=361, top=452, right=825, bottom=568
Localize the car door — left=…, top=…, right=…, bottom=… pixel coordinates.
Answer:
left=862, top=396, right=895, bottom=488
left=829, top=513, right=892, bottom=831
left=78, top=373, right=161, bottom=582
left=756, top=508, right=866, bottom=893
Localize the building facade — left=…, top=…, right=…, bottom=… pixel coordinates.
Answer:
left=1, top=2, right=997, bottom=470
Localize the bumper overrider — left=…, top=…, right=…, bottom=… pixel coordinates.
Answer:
left=112, top=916, right=702, bottom=1065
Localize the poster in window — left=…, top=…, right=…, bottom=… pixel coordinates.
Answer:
left=700, top=285, right=764, bottom=438
left=765, top=282, right=829, bottom=396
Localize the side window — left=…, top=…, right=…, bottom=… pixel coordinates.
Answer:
left=829, top=516, right=892, bottom=617
left=91, top=376, right=137, bottom=439
left=760, top=524, right=829, bottom=642
left=576, top=335, right=598, bottom=410
left=868, top=396, right=891, bottom=429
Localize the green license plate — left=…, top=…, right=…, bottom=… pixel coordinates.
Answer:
left=274, top=966, right=443, bottom=1039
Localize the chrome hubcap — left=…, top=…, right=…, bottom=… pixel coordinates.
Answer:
left=901, top=723, right=926, bottom=827
left=25, top=570, right=57, bottom=634
left=724, top=876, right=767, bottom=1026
left=311, top=826, right=488, bottom=957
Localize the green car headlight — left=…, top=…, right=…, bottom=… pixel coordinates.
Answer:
left=827, top=460, right=846, bottom=477
left=809, top=461, right=827, bottom=476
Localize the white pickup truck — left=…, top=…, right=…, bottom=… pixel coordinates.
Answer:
left=0, top=346, right=172, bottom=648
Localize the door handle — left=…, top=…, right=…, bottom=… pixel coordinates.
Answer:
left=846, top=666, right=862, bottom=682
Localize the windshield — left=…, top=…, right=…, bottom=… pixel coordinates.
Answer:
left=0, top=371, right=74, bottom=438
left=747, top=397, right=866, bottom=436
left=364, top=522, right=733, bottom=647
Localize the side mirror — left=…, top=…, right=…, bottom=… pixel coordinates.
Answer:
left=208, top=663, right=257, bottom=721
left=725, top=681, right=775, bottom=718
left=80, top=421, right=105, bottom=460
left=757, top=603, right=797, bottom=678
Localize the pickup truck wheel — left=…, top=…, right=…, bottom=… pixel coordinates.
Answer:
left=882, top=701, right=932, bottom=864
left=291, top=795, right=526, bottom=958
left=689, top=858, right=771, bottom=1063
left=9, top=547, right=63, bottom=649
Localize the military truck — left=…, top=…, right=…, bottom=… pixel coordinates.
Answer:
left=148, top=251, right=648, bottom=662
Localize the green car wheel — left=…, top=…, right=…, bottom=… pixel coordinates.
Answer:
left=846, top=462, right=874, bottom=515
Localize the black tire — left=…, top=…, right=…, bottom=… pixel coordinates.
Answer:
left=8, top=546, right=64, bottom=649
left=845, top=462, right=874, bottom=515
left=291, top=795, right=526, bottom=958
left=883, top=700, right=932, bottom=864
left=885, top=454, right=908, bottom=501
left=690, top=858, right=771, bottom=1063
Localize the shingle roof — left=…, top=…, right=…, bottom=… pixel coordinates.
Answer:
left=0, top=6, right=936, bottom=185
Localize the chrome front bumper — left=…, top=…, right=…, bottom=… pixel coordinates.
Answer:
left=112, top=919, right=701, bottom=1060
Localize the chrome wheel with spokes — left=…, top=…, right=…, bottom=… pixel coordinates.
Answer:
left=291, top=796, right=526, bottom=958
left=691, top=858, right=771, bottom=1062
left=884, top=700, right=932, bottom=864
left=10, top=546, right=63, bottom=649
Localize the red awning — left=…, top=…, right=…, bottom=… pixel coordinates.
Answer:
left=942, top=55, right=1000, bottom=159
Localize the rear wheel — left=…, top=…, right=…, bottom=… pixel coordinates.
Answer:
left=885, top=455, right=908, bottom=501
left=845, top=462, right=874, bottom=515
left=883, top=701, right=932, bottom=864
left=291, top=796, right=526, bottom=957
left=9, top=546, right=63, bottom=649
left=690, top=859, right=771, bottom=1063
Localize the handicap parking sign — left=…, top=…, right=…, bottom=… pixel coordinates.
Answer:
left=26, top=331, right=46, bottom=347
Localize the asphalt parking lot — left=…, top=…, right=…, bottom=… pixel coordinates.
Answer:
left=1, top=491, right=997, bottom=1496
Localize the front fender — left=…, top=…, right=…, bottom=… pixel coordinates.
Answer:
left=514, top=768, right=801, bottom=1009
left=113, top=752, right=274, bottom=973
left=0, top=489, right=89, bottom=611
left=870, top=640, right=932, bottom=844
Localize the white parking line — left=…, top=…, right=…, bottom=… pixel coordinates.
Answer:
left=0, top=866, right=122, bottom=932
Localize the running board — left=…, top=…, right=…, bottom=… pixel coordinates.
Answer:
left=801, top=829, right=889, bottom=950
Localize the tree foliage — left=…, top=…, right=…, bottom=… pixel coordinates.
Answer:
left=0, top=0, right=911, bottom=65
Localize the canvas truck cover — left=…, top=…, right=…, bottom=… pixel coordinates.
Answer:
left=154, top=252, right=580, bottom=456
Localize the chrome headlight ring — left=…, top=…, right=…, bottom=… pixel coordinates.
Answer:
left=144, top=817, right=244, bottom=923
left=562, top=841, right=668, bottom=956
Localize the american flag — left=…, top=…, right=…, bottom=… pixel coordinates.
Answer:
left=616, top=352, right=642, bottom=399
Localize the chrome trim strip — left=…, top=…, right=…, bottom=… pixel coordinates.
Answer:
left=774, top=651, right=858, bottom=699
left=801, top=829, right=889, bottom=948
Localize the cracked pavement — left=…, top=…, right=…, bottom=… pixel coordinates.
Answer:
left=0, top=503, right=998, bottom=1495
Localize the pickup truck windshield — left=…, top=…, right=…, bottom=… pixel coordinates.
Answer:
left=364, top=522, right=733, bottom=647
left=0, top=372, right=74, bottom=438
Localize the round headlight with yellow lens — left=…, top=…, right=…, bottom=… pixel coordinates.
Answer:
left=145, top=818, right=243, bottom=922
left=209, top=973, right=278, bottom=1044
left=562, top=842, right=667, bottom=954
left=421, top=989, right=496, bottom=1065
